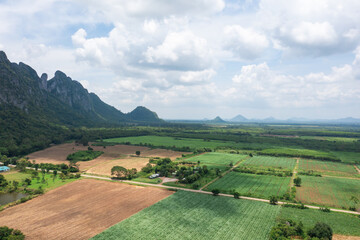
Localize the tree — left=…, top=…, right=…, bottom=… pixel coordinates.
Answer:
left=294, top=177, right=302, bottom=187
left=0, top=226, right=25, bottom=240
left=350, top=196, right=359, bottom=211
left=269, top=195, right=278, bottom=205
left=0, top=174, right=8, bottom=188
left=212, top=189, right=220, bottom=196
left=307, top=222, right=332, bottom=240
left=135, top=151, right=140, bottom=156
left=16, top=158, right=29, bottom=172
left=59, top=172, right=66, bottom=181
left=233, top=191, right=240, bottom=199
left=111, top=166, right=128, bottom=179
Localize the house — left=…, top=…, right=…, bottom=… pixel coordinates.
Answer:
left=0, top=166, right=10, bottom=172
left=149, top=173, right=160, bottom=179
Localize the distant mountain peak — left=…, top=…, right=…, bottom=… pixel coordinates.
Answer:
left=209, top=116, right=226, bottom=123
left=128, top=106, right=161, bottom=122
left=230, top=114, right=247, bottom=122
left=0, top=51, right=9, bottom=63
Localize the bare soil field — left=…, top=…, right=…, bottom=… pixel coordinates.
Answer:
left=0, top=179, right=173, bottom=240
left=86, top=157, right=150, bottom=176
left=334, top=235, right=360, bottom=240
left=27, top=143, right=189, bottom=172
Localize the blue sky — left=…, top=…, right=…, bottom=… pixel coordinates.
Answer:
left=0, top=0, right=359, bottom=119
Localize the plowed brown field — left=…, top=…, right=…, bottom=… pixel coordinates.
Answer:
left=86, top=157, right=150, bottom=175
left=0, top=179, right=173, bottom=240
left=26, top=143, right=188, bottom=172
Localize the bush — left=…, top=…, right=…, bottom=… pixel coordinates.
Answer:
left=233, top=192, right=240, bottom=199
left=307, top=222, right=333, bottom=240
left=269, top=195, right=278, bottom=205
left=319, top=207, right=331, bottom=212
left=294, top=177, right=302, bottom=187
left=212, top=189, right=220, bottom=196
left=0, top=226, right=25, bottom=240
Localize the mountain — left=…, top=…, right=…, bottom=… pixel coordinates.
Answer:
left=128, top=106, right=161, bottom=122
left=230, top=114, right=247, bottom=122
left=208, top=116, right=226, bottom=123
left=0, top=50, right=162, bottom=155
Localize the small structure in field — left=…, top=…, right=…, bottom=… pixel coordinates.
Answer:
left=0, top=166, right=10, bottom=172
left=149, top=173, right=160, bottom=179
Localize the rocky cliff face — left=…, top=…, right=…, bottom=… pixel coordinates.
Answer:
left=47, top=71, right=93, bottom=112
left=0, top=50, right=162, bottom=125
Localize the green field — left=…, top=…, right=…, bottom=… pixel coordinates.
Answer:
left=331, top=151, right=360, bottom=164
left=205, top=172, right=291, bottom=199
left=4, top=171, right=78, bottom=192
left=66, top=150, right=103, bottom=162
left=181, top=152, right=247, bottom=170
left=258, top=148, right=340, bottom=161
left=104, top=136, right=236, bottom=150
left=299, top=159, right=358, bottom=178
left=240, top=156, right=296, bottom=170
left=300, top=136, right=359, bottom=142
left=92, top=191, right=280, bottom=240
left=279, top=207, right=360, bottom=236
left=296, top=175, right=360, bottom=209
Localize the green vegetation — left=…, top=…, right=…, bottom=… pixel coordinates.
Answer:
left=111, top=166, right=137, bottom=180
left=240, top=156, right=296, bottom=170
left=298, top=159, right=359, bottom=178
left=331, top=151, right=360, bottom=164
left=181, top=152, right=247, bottom=170
left=66, top=150, right=103, bottom=162
left=0, top=226, right=25, bottom=240
left=205, top=172, right=291, bottom=199
left=92, top=191, right=280, bottom=240
left=296, top=175, right=360, bottom=209
left=259, top=148, right=340, bottom=161
left=279, top=207, right=360, bottom=236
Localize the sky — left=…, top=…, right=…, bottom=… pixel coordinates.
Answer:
left=0, top=0, right=360, bottom=120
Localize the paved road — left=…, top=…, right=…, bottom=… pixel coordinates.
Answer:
left=81, top=174, right=360, bottom=215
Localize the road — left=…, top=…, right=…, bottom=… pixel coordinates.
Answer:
left=81, top=173, right=360, bottom=215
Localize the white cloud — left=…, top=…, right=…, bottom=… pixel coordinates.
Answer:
left=143, top=19, right=159, bottom=34
left=144, top=31, right=214, bottom=71
left=224, top=25, right=269, bottom=60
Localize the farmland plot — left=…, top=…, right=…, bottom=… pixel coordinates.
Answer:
left=279, top=207, right=360, bottom=236
left=205, top=172, right=291, bottom=199
left=240, top=156, right=296, bottom=170
left=299, top=159, right=359, bottom=178
left=296, top=175, right=360, bottom=208
left=182, top=152, right=247, bottom=170
left=0, top=179, right=172, bottom=240
left=92, top=191, right=280, bottom=240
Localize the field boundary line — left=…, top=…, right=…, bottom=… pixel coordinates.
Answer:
left=354, top=164, right=360, bottom=174
left=81, top=173, right=360, bottom=215
left=199, top=155, right=250, bottom=190
left=290, top=158, right=300, bottom=189
left=321, top=175, right=360, bottom=180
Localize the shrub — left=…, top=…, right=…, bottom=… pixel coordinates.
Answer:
left=294, top=177, right=302, bottom=187
left=0, top=226, right=25, bottom=240
left=319, top=207, right=331, bottom=212
left=307, top=222, right=333, bottom=240
left=269, top=195, right=278, bottom=205
left=212, top=189, right=220, bottom=196
left=233, top=192, right=240, bottom=199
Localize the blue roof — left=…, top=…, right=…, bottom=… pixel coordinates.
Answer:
left=0, top=166, right=10, bottom=171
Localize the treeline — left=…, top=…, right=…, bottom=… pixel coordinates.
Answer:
left=258, top=148, right=341, bottom=162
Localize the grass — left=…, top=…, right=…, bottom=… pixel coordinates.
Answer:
left=104, top=136, right=238, bottom=150
left=4, top=171, right=78, bottom=192
left=296, top=175, right=360, bottom=209
left=300, top=136, right=359, bottom=142
left=258, top=148, right=340, bottom=161
left=298, top=159, right=359, bottom=178
left=131, top=177, right=162, bottom=184
left=279, top=207, right=360, bottom=236
left=205, top=172, right=291, bottom=199
left=331, top=151, right=360, bottom=164
left=181, top=152, right=247, bottom=170
left=240, top=156, right=296, bottom=170
left=66, top=150, right=103, bottom=162
left=92, top=191, right=280, bottom=240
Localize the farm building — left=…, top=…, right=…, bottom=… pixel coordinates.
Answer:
left=0, top=166, right=10, bottom=172
left=149, top=173, right=160, bottom=179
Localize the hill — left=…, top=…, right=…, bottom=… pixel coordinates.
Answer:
left=0, top=50, right=162, bottom=155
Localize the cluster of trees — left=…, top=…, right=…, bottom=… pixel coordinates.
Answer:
left=0, top=226, right=25, bottom=240
left=177, top=165, right=210, bottom=184
left=66, top=149, right=103, bottom=162
left=111, top=166, right=137, bottom=180
left=270, top=220, right=333, bottom=240
left=234, top=166, right=292, bottom=177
